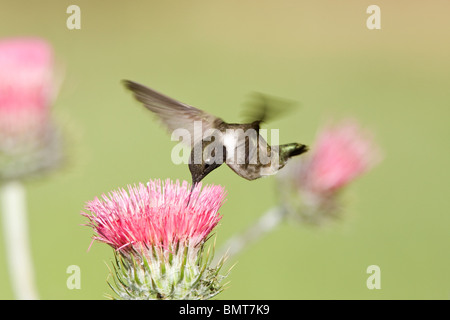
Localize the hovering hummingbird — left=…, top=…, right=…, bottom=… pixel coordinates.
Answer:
left=123, top=80, right=308, bottom=186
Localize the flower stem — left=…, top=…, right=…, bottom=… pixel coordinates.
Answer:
left=215, top=206, right=286, bottom=264
left=0, top=181, right=38, bottom=300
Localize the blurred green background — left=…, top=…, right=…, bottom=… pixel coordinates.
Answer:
left=0, top=0, right=449, bottom=299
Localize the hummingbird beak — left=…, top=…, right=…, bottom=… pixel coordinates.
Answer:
left=186, top=178, right=200, bottom=208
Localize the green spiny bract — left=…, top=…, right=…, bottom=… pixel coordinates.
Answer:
left=107, top=242, right=229, bottom=300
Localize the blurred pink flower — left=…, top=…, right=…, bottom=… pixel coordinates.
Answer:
left=298, top=119, right=382, bottom=196
left=0, top=38, right=55, bottom=138
left=277, top=119, right=382, bottom=224
left=0, top=37, right=62, bottom=181
left=83, top=179, right=226, bottom=252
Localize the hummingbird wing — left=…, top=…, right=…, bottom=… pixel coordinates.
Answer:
left=123, top=80, right=223, bottom=148
left=241, top=92, right=297, bottom=126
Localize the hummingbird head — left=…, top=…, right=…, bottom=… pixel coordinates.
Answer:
left=189, top=155, right=223, bottom=186
left=186, top=158, right=223, bottom=208
left=189, top=142, right=226, bottom=186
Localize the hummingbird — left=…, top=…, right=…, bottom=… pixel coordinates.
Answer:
left=123, top=80, right=308, bottom=186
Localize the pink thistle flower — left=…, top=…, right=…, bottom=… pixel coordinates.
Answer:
left=278, top=119, right=382, bottom=224
left=82, top=179, right=229, bottom=300
left=83, top=179, right=225, bottom=252
left=299, top=119, right=381, bottom=195
left=0, top=37, right=62, bottom=181
left=0, top=38, right=54, bottom=139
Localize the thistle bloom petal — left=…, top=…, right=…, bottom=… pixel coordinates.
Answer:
left=84, top=179, right=225, bottom=251
left=0, top=37, right=62, bottom=181
left=82, top=179, right=228, bottom=300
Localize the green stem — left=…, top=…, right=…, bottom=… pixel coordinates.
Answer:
left=0, top=181, right=38, bottom=300
left=215, top=206, right=287, bottom=264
